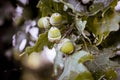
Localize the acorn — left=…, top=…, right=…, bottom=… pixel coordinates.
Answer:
left=48, top=27, right=61, bottom=42
left=50, top=13, right=62, bottom=26
left=59, top=38, right=74, bottom=54
left=37, top=17, right=50, bottom=28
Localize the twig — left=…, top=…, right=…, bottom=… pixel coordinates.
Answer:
left=61, top=24, right=74, bottom=39
left=19, top=52, right=26, bottom=57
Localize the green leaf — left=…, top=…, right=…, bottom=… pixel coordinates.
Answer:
left=37, top=0, right=73, bottom=24
left=75, top=17, right=91, bottom=44
left=78, top=51, right=93, bottom=63
left=37, top=0, right=65, bottom=16
left=87, top=10, right=120, bottom=45
left=58, top=50, right=93, bottom=80
left=62, top=0, right=117, bottom=16
left=54, top=49, right=64, bottom=76
left=25, top=32, right=54, bottom=55
left=75, top=18, right=86, bottom=33
left=88, top=3, right=104, bottom=16
left=105, top=68, right=117, bottom=80
left=88, top=0, right=117, bottom=16
left=37, top=0, right=55, bottom=16
left=84, top=48, right=119, bottom=80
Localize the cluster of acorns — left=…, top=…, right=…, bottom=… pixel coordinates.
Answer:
left=37, top=13, right=74, bottom=55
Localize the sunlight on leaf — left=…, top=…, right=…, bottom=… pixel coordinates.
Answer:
left=75, top=17, right=91, bottom=44
left=58, top=50, right=93, bottom=80
left=54, top=49, right=64, bottom=76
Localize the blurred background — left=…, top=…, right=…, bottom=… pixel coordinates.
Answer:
left=0, top=0, right=45, bottom=80
left=0, top=0, right=58, bottom=79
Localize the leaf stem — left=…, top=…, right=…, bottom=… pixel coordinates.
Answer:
left=19, top=52, right=26, bottom=57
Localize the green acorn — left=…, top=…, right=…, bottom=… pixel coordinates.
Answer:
left=48, top=27, right=61, bottom=42
left=37, top=17, right=50, bottom=28
left=59, top=38, right=74, bottom=54
left=50, top=13, right=62, bottom=26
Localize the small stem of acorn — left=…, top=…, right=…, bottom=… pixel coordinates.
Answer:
left=62, top=24, right=74, bottom=39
